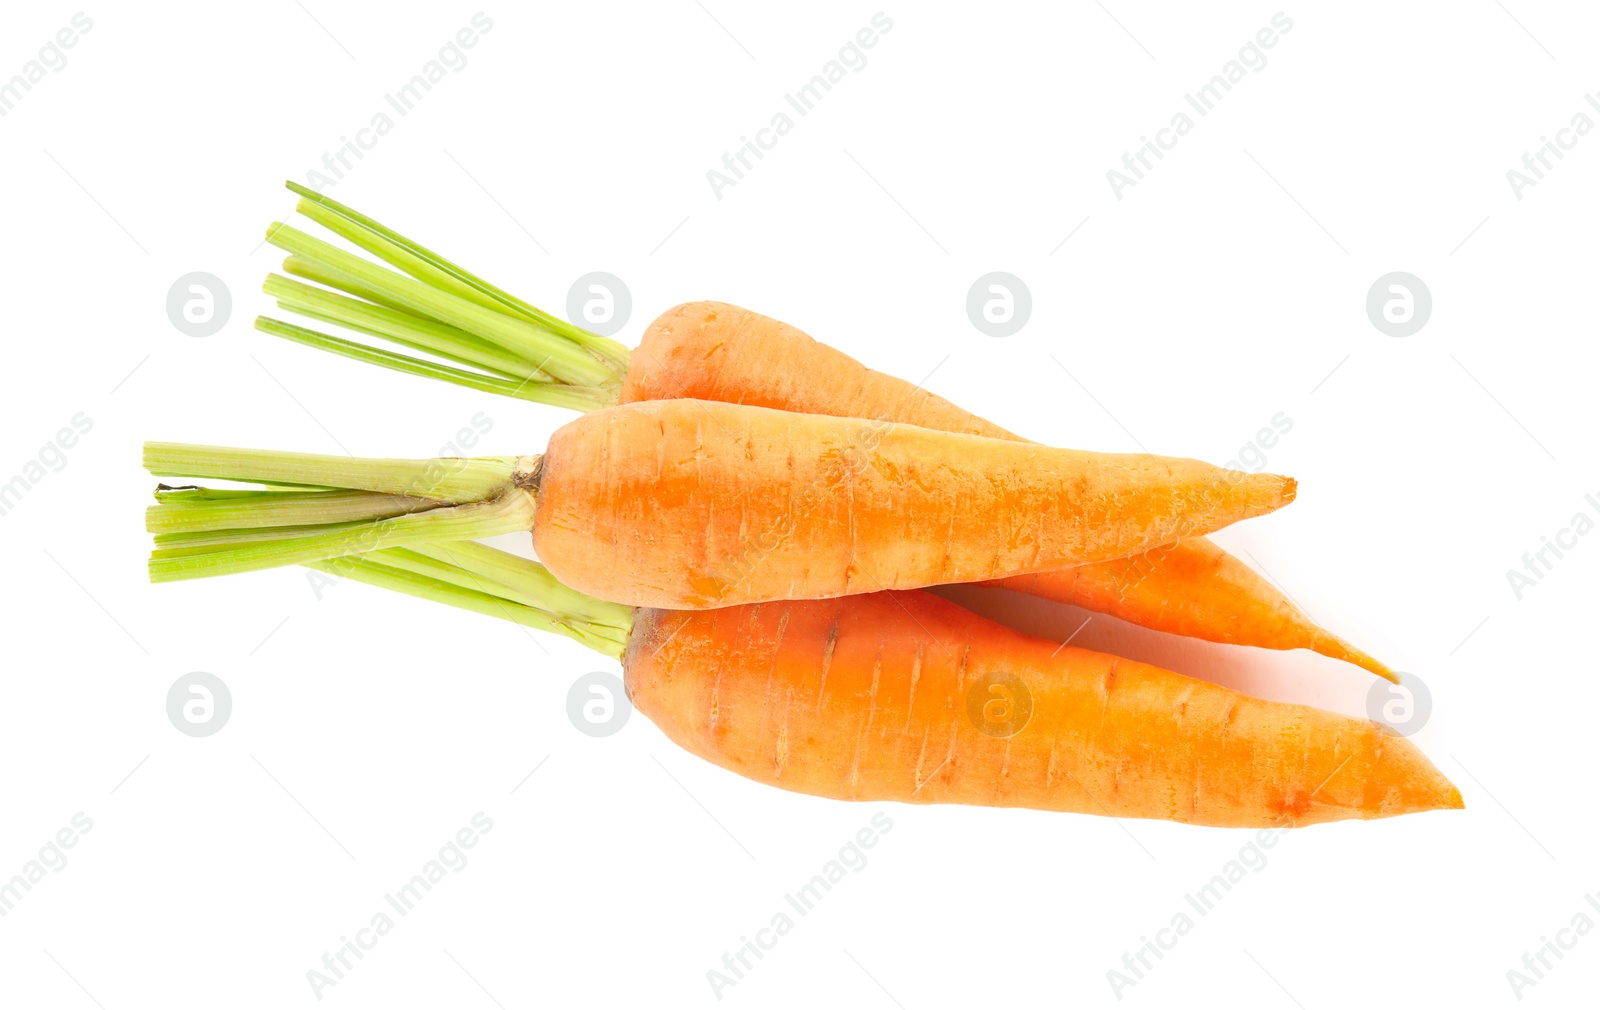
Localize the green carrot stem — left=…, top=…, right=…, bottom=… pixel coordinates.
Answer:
left=263, top=273, right=540, bottom=380
left=401, top=540, right=631, bottom=631
left=254, top=318, right=615, bottom=412
left=147, top=487, right=442, bottom=534
left=367, top=543, right=630, bottom=651
left=292, top=196, right=513, bottom=317
left=263, top=183, right=634, bottom=403
left=285, top=182, right=632, bottom=371
left=264, top=223, right=621, bottom=390
left=277, top=302, right=525, bottom=378
left=305, top=552, right=629, bottom=659
left=152, top=518, right=377, bottom=552
left=143, top=441, right=546, bottom=582
left=281, top=254, right=416, bottom=314
left=149, top=493, right=535, bottom=583
left=357, top=546, right=630, bottom=655
left=143, top=441, right=519, bottom=501
left=154, top=486, right=298, bottom=501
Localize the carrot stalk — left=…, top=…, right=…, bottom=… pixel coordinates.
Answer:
left=400, top=539, right=614, bottom=618
left=279, top=254, right=413, bottom=312
left=254, top=318, right=611, bottom=410
left=264, top=273, right=536, bottom=379
left=143, top=441, right=520, bottom=499
left=310, top=542, right=632, bottom=656
left=285, top=181, right=631, bottom=372
left=143, top=443, right=539, bottom=583
left=264, top=222, right=623, bottom=392
left=150, top=495, right=534, bottom=582
left=307, top=553, right=630, bottom=657
left=147, top=485, right=443, bottom=533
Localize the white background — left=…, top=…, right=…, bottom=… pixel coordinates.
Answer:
left=1, top=2, right=1595, bottom=1007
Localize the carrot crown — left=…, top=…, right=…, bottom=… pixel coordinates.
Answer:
left=258, top=182, right=630, bottom=411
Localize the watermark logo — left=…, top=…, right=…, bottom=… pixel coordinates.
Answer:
left=567, top=671, right=630, bottom=737
left=0, top=14, right=93, bottom=118
left=706, top=13, right=894, bottom=200
left=0, top=813, right=94, bottom=918
left=1223, top=411, right=1293, bottom=473
left=166, top=272, right=232, bottom=337
left=166, top=671, right=232, bottom=738
left=565, top=271, right=632, bottom=337
left=303, top=14, right=495, bottom=191
left=707, top=812, right=894, bottom=999
left=1365, top=271, right=1431, bottom=337
left=1506, top=493, right=1598, bottom=600
left=306, top=813, right=494, bottom=999
left=1506, top=95, right=1600, bottom=200
left=1365, top=673, right=1431, bottom=737
left=0, top=413, right=93, bottom=520
left=1107, top=824, right=1292, bottom=998
left=965, top=272, right=1031, bottom=337
left=1506, top=892, right=1600, bottom=1000
left=1106, top=13, right=1293, bottom=200
left=965, top=670, right=1033, bottom=737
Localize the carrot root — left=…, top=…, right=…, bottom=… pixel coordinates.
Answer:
left=285, top=539, right=1456, bottom=828
left=625, top=589, right=1460, bottom=828
left=982, top=539, right=1399, bottom=682
left=534, top=399, right=1298, bottom=609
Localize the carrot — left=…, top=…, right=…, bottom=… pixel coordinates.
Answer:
left=986, top=540, right=1384, bottom=679
left=142, top=400, right=1292, bottom=608
left=630, top=590, right=1457, bottom=826
left=628, top=302, right=1393, bottom=679
left=247, top=183, right=1393, bottom=679
left=297, top=541, right=1460, bottom=828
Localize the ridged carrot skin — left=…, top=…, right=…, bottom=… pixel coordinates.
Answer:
left=622, top=301, right=1389, bottom=678
left=532, top=398, right=1295, bottom=610
left=624, top=589, right=1461, bottom=827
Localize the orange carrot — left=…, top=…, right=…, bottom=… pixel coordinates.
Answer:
left=629, top=588, right=1459, bottom=827
left=299, top=543, right=1461, bottom=828
left=987, top=540, right=1385, bottom=680
left=143, top=399, right=1293, bottom=609
left=625, top=301, right=1392, bottom=679
left=249, top=188, right=1392, bottom=678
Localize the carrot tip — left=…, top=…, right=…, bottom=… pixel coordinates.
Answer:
left=1353, top=652, right=1401, bottom=684
left=1281, top=475, right=1298, bottom=503
left=1310, top=628, right=1399, bottom=683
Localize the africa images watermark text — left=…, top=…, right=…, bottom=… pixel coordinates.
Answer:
left=1106, top=13, right=1293, bottom=200
left=707, top=13, right=894, bottom=200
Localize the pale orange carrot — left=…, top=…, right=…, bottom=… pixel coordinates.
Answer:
left=986, top=541, right=1387, bottom=680
left=627, top=586, right=1458, bottom=827
left=533, top=399, right=1292, bottom=608
left=144, top=399, right=1293, bottom=609
left=293, top=543, right=1462, bottom=828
